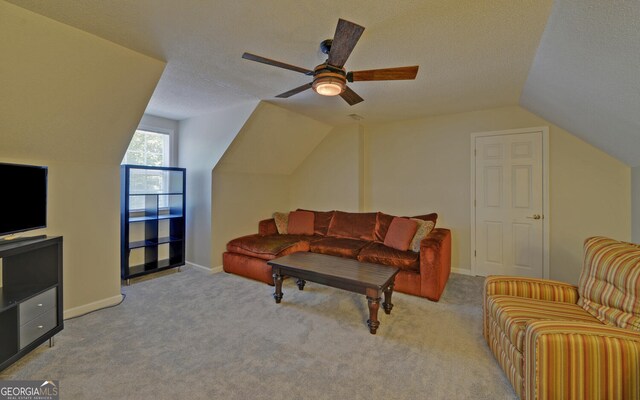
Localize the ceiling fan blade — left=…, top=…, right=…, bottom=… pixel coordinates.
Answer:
left=340, top=86, right=364, bottom=106
left=275, top=82, right=313, bottom=98
left=242, top=52, right=312, bottom=75
left=348, top=66, right=419, bottom=82
left=327, top=19, right=365, bottom=68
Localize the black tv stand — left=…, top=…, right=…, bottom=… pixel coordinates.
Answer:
left=0, top=236, right=63, bottom=371
left=0, top=234, right=48, bottom=244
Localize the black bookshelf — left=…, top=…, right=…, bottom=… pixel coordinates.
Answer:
left=0, top=236, right=63, bottom=371
left=120, top=165, right=186, bottom=281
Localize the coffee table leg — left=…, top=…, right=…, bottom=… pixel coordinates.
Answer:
left=366, top=288, right=381, bottom=334
left=382, top=282, right=394, bottom=315
left=296, top=278, right=306, bottom=291
left=273, top=268, right=283, bottom=304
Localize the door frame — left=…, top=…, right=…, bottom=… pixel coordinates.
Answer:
left=470, top=127, right=550, bottom=278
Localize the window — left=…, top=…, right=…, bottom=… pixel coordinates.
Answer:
left=122, top=129, right=172, bottom=210
left=122, top=129, right=170, bottom=167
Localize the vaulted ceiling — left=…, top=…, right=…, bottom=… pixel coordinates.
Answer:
left=521, top=0, right=640, bottom=167
left=6, top=0, right=640, bottom=166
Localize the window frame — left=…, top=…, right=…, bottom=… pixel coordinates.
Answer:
left=123, top=121, right=178, bottom=212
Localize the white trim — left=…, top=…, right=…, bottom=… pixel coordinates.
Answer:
left=211, top=265, right=223, bottom=274
left=451, top=267, right=475, bottom=276
left=186, top=261, right=222, bottom=274
left=469, top=126, right=550, bottom=279
left=63, top=294, right=123, bottom=319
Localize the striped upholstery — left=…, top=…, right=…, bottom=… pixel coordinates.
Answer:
left=483, top=236, right=640, bottom=399
left=487, top=295, right=601, bottom=352
left=485, top=276, right=580, bottom=303
left=488, top=315, right=525, bottom=398
left=483, top=276, right=579, bottom=340
left=525, top=321, right=640, bottom=400
left=578, top=236, right=640, bottom=331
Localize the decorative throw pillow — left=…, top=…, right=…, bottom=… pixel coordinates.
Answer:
left=383, top=217, right=419, bottom=252
left=287, top=210, right=315, bottom=235
left=272, top=212, right=289, bottom=234
left=409, top=219, right=435, bottom=252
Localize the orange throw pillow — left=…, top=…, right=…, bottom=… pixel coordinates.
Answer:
left=383, top=217, right=419, bottom=251
left=287, top=210, right=315, bottom=235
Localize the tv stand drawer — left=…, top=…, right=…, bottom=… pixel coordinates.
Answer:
left=19, top=288, right=57, bottom=325
left=20, top=309, right=57, bottom=349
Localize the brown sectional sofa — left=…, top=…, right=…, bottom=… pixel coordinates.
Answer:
left=223, top=210, right=452, bottom=301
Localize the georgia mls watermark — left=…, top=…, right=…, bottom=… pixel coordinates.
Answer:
left=0, top=380, right=59, bottom=400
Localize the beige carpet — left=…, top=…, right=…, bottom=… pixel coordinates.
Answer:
left=0, top=266, right=516, bottom=399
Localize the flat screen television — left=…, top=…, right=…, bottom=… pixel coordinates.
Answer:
left=0, top=163, right=48, bottom=236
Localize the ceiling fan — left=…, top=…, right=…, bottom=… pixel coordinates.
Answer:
left=242, top=18, right=419, bottom=106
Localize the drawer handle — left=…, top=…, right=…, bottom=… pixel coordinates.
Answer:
left=37, top=325, right=44, bottom=329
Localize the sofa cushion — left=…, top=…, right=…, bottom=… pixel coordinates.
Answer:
left=258, top=218, right=278, bottom=236
left=577, top=236, right=640, bottom=330
left=309, top=237, right=370, bottom=259
left=357, top=242, right=420, bottom=272
left=487, top=295, right=602, bottom=352
left=227, top=234, right=309, bottom=260
left=374, top=212, right=395, bottom=242
left=288, top=210, right=314, bottom=235
left=384, top=217, right=418, bottom=251
left=297, top=209, right=334, bottom=236
left=326, top=211, right=377, bottom=241
left=412, top=213, right=438, bottom=223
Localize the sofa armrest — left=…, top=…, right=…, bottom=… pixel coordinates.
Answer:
left=258, top=218, right=277, bottom=236
left=482, top=276, right=579, bottom=340
left=484, top=276, right=579, bottom=303
left=419, top=228, right=451, bottom=301
left=524, top=321, right=640, bottom=400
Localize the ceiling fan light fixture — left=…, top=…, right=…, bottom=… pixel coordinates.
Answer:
left=312, top=76, right=346, bottom=96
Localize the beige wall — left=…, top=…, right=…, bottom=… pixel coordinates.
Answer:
left=366, top=106, right=630, bottom=283
left=549, top=123, right=630, bottom=282
left=290, top=124, right=363, bottom=212
left=0, top=2, right=165, bottom=314
left=211, top=171, right=290, bottom=266
left=178, top=101, right=258, bottom=267
left=633, top=166, right=640, bottom=243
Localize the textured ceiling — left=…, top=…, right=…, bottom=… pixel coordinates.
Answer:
left=6, top=0, right=552, bottom=125
left=521, top=0, right=640, bottom=167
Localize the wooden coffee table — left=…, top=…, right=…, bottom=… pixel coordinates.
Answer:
left=267, top=252, right=400, bottom=334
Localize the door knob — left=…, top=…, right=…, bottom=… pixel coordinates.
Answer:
left=526, top=214, right=542, bottom=220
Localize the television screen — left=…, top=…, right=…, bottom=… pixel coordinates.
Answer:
left=0, top=163, right=48, bottom=236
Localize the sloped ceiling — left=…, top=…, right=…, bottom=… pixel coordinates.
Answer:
left=5, top=0, right=552, bottom=125
left=0, top=1, right=165, bottom=164
left=215, top=102, right=332, bottom=175
left=7, top=0, right=638, bottom=167
left=521, top=0, right=640, bottom=167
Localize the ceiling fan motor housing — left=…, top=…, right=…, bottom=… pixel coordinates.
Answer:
left=312, top=64, right=347, bottom=95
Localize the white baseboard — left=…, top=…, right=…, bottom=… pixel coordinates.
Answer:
left=211, top=265, right=223, bottom=274
left=63, top=294, right=123, bottom=319
left=185, top=261, right=223, bottom=274
left=451, top=267, right=476, bottom=276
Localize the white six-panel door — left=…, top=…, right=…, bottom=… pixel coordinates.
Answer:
left=473, top=130, right=544, bottom=277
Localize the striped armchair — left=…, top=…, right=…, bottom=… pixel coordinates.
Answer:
left=483, top=237, right=640, bottom=400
